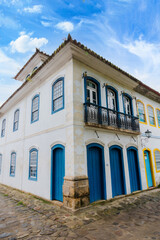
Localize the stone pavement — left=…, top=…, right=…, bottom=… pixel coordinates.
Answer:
left=0, top=184, right=160, bottom=239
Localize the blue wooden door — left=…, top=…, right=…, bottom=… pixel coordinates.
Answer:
left=127, top=148, right=141, bottom=192
left=110, top=146, right=125, bottom=197
left=87, top=145, right=105, bottom=203
left=52, top=146, right=65, bottom=202
left=144, top=150, right=153, bottom=187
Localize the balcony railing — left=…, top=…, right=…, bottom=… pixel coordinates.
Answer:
left=84, top=103, right=140, bottom=133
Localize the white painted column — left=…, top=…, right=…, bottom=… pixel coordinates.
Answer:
left=123, top=147, right=131, bottom=194
left=105, top=145, right=112, bottom=199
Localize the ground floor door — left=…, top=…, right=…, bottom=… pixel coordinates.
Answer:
left=87, top=144, right=106, bottom=203
left=51, top=145, right=65, bottom=202
left=110, top=146, right=125, bottom=197
left=127, top=147, right=141, bottom=192
left=144, top=150, right=153, bottom=188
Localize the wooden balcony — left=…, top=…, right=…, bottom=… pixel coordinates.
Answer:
left=84, top=103, right=140, bottom=134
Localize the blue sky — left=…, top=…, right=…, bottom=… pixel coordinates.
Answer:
left=0, top=0, right=160, bottom=105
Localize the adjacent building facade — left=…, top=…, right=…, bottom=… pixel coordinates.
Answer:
left=0, top=35, right=160, bottom=209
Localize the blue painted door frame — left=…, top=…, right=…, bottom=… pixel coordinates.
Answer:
left=51, top=144, right=65, bottom=202
left=87, top=143, right=106, bottom=203
left=144, top=150, right=153, bottom=187
left=109, top=145, right=126, bottom=197
left=127, top=147, right=142, bottom=192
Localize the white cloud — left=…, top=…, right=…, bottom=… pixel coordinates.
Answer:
left=75, top=7, right=160, bottom=91
left=0, top=13, right=19, bottom=29
left=23, top=5, right=43, bottom=13
left=0, top=49, right=20, bottom=76
left=111, top=37, right=160, bottom=90
left=56, top=21, right=74, bottom=32
left=120, top=39, right=160, bottom=65
left=0, top=80, right=22, bottom=106
left=0, top=49, right=22, bottom=106
left=41, top=21, right=52, bottom=27
left=0, top=0, right=18, bottom=5
left=11, top=0, right=18, bottom=4
left=10, top=32, right=48, bottom=53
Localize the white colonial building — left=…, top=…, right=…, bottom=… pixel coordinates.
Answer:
left=0, top=35, right=160, bottom=209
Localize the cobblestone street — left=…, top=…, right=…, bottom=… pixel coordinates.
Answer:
left=0, top=184, right=160, bottom=239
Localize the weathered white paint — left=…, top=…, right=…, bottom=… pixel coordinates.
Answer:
left=0, top=43, right=160, bottom=202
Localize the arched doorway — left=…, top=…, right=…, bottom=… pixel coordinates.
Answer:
left=143, top=149, right=155, bottom=188
left=51, top=144, right=65, bottom=202
left=87, top=143, right=106, bottom=203
left=109, top=145, right=126, bottom=197
left=127, top=147, right=141, bottom=192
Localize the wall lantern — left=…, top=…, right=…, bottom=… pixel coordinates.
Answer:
left=82, top=71, right=87, bottom=78
left=145, top=129, right=152, bottom=138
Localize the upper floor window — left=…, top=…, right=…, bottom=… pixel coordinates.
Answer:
left=154, top=149, right=160, bottom=172
left=1, top=119, right=6, bottom=137
left=52, top=78, right=64, bottom=113
left=147, top=105, right=156, bottom=126
left=123, top=94, right=133, bottom=115
left=156, top=109, right=160, bottom=127
left=10, top=152, right=16, bottom=177
left=29, top=148, right=38, bottom=180
left=31, top=95, right=39, bottom=123
left=0, top=154, right=2, bottom=174
left=86, top=80, right=98, bottom=105
left=25, top=74, right=31, bottom=81
left=13, top=109, right=19, bottom=131
left=106, top=86, right=119, bottom=111
left=108, top=89, right=116, bottom=110
left=137, top=100, right=146, bottom=123
left=32, top=66, right=38, bottom=73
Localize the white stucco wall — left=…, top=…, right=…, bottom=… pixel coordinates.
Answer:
left=0, top=54, right=160, bottom=202
left=0, top=59, right=74, bottom=199
left=72, top=59, right=160, bottom=200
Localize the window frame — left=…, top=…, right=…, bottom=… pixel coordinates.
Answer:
left=147, top=104, right=156, bottom=127
left=0, top=154, right=2, bottom=175
left=122, top=93, right=133, bottom=116
left=32, top=66, right=38, bottom=74
left=25, top=74, right=31, bottom=81
left=13, top=109, right=20, bottom=132
left=156, top=108, right=160, bottom=128
left=154, top=149, right=160, bottom=173
left=10, top=152, right=16, bottom=177
left=106, top=86, right=119, bottom=111
left=31, top=94, right=40, bottom=124
left=136, top=100, right=147, bottom=124
left=1, top=119, right=6, bottom=138
left=29, top=148, right=38, bottom=181
left=52, top=77, right=64, bottom=114
left=86, top=80, right=98, bottom=105
left=84, top=76, right=101, bottom=106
